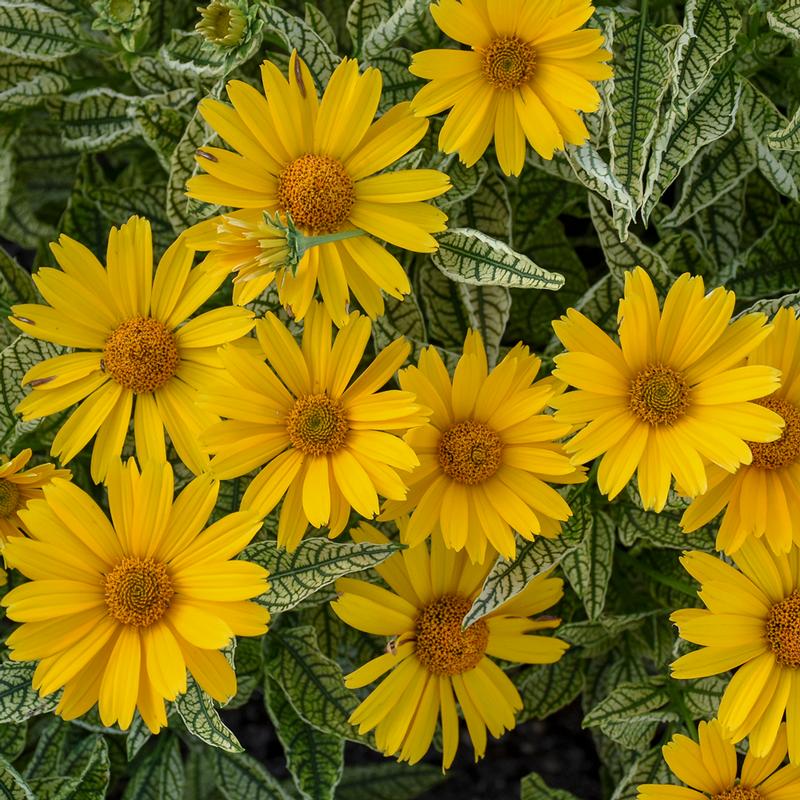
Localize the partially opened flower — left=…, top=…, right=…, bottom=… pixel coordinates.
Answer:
left=672, top=541, right=800, bottom=763
left=409, top=0, right=612, bottom=176
left=186, top=51, right=450, bottom=321
left=1, top=459, right=269, bottom=733
left=10, top=216, right=254, bottom=483
left=332, top=523, right=568, bottom=768
left=200, top=302, right=430, bottom=550
left=0, top=449, right=69, bottom=544
left=551, top=267, right=783, bottom=512
left=682, top=308, right=800, bottom=554
left=639, top=720, right=800, bottom=800
left=382, top=330, right=583, bottom=564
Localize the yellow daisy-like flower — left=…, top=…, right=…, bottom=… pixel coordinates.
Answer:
left=638, top=720, right=800, bottom=800
left=10, top=216, right=255, bottom=483
left=551, top=267, right=784, bottom=512
left=682, top=308, right=800, bottom=555
left=409, top=0, right=612, bottom=176
left=332, top=523, right=568, bottom=768
left=671, top=541, right=800, bottom=763
left=381, top=330, right=584, bottom=564
left=200, top=302, right=430, bottom=551
left=0, top=449, right=70, bottom=544
left=1, top=459, right=269, bottom=733
left=186, top=52, right=450, bottom=321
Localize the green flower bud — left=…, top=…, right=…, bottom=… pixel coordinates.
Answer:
left=195, top=0, right=248, bottom=47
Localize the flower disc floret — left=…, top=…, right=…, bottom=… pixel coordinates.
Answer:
left=437, top=420, right=502, bottom=485
left=765, top=590, right=800, bottom=669
left=480, top=37, right=536, bottom=89
left=104, top=557, right=174, bottom=627
left=713, top=788, right=762, bottom=800
left=415, top=595, right=488, bottom=675
left=103, top=317, right=180, bottom=394
left=749, top=397, right=800, bottom=470
left=0, top=479, right=20, bottom=518
left=286, top=394, right=349, bottom=456
left=629, top=364, right=690, bottom=426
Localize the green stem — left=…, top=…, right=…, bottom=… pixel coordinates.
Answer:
left=298, top=229, right=367, bottom=250
left=667, top=679, right=697, bottom=740
left=616, top=550, right=699, bottom=600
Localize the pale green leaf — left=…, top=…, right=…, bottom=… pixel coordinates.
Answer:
left=49, top=88, right=140, bottom=152
left=0, top=756, right=33, bottom=800
left=516, top=651, right=585, bottom=724
left=693, top=175, right=747, bottom=272
left=122, top=736, right=184, bottom=800
left=0, top=58, right=68, bottom=113
left=521, top=772, right=579, bottom=800
left=453, top=167, right=511, bottom=241
left=0, top=2, right=81, bottom=61
left=334, top=763, right=445, bottom=800
left=174, top=677, right=243, bottom=753
left=768, top=0, right=800, bottom=41
left=134, top=93, right=193, bottom=172
left=683, top=675, right=726, bottom=717
left=361, top=0, right=427, bottom=60
left=304, top=4, right=337, bottom=52
left=768, top=103, right=800, bottom=152
left=610, top=746, right=676, bottom=800
left=0, top=723, right=25, bottom=762
left=213, top=751, right=289, bottom=800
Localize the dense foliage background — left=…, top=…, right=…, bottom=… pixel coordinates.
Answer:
left=1, top=0, right=800, bottom=797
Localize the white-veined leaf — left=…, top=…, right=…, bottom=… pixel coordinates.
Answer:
left=174, top=677, right=243, bottom=753
left=769, top=104, right=800, bottom=151
left=521, top=772, right=580, bottom=800
left=361, top=0, right=427, bottom=60
left=768, top=0, right=800, bottom=40
left=610, top=746, right=676, bottom=800
left=0, top=756, right=33, bottom=800
left=0, top=58, right=68, bottom=113
left=516, top=651, right=585, bottom=724
left=48, top=88, right=140, bottom=152
left=334, top=763, right=445, bottom=800
left=213, top=752, right=289, bottom=800
left=0, top=662, right=59, bottom=723
left=0, top=1, right=81, bottom=61
left=122, top=735, right=184, bottom=800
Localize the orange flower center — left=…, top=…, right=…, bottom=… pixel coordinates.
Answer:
left=415, top=595, right=489, bottom=676
left=278, top=154, right=355, bottom=235
left=438, top=420, right=503, bottom=485
left=0, top=479, right=20, bottom=518
left=480, top=36, right=536, bottom=89
left=103, top=317, right=179, bottom=394
left=629, top=364, right=690, bottom=425
left=104, top=557, right=174, bottom=627
left=766, top=590, right=800, bottom=669
left=713, top=787, right=762, bottom=800
left=749, top=396, right=800, bottom=470
left=286, top=393, right=349, bottom=456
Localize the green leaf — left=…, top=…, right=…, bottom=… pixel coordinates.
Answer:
left=739, top=289, right=800, bottom=316
left=261, top=5, right=338, bottom=86
left=122, top=736, right=184, bottom=800
left=333, top=763, right=446, bottom=800
left=245, top=537, right=403, bottom=614
left=516, top=650, right=585, bottom=724
left=0, top=2, right=82, bottom=61
left=683, top=675, right=726, bottom=718
left=0, top=58, right=68, bottom=113
left=213, top=751, right=289, bottom=800
left=671, top=0, right=741, bottom=114
left=558, top=612, right=659, bottom=655
left=23, top=718, right=66, bottom=780
left=0, top=660, right=59, bottom=724
left=520, top=772, right=579, bottom=800
left=561, top=511, right=614, bottom=621
left=0, top=756, right=33, bottom=800
left=361, top=0, right=427, bottom=60
left=768, top=104, right=800, bottom=152
left=61, top=735, right=110, bottom=800
left=48, top=89, right=140, bottom=153
left=159, top=31, right=228, bottom=79
left=369, top=47, right=422, bottom=112
left=432, top=228, right=564, bottom=290
left=264, top=626, right=361, bottom=741
left=610, top=746, right=676, bottom=800
left=463, top=536, right=577, bottom=628
left=768, top=0, right=800, bottom=40
left=616, top=494, right=714, bottom=551
left=183, top=749, right=217, bottom=800
left=693, top=175, right=747, bottom=272
left=0, top=722, right=25, bottom=762
left=453, top=168, right=511, bottom=241
left=134, top=94, right=193, bottom=172
left=263, top=678, right=343, bottom=800
left=738, top=81, right=800, bottom=200
left=174, top=677, right=243, bottom=753
left=125, top=714, right=152, bottom=762
left=606, top=13, right=679, bottom=218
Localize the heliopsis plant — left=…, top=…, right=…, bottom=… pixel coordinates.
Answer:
left=186, top=51, right=450, bottom=320
left=409, top=0, right=612, bottom=175
left=1, top=459, right=269, bottom=732
left=382, top=329, right=583, bottom=563
left=200, top=302, right=429, bottom=550
left=332, top=523, right=568, bottom=767
left=672, top=542, right=800, bottom=762
left=681, top=307, right=800, bottom=554
left=551, top=267, right=784, bottom=512
left=638, top=720, right=800, bottom=800
left=10, top=217, right=255, bottom=483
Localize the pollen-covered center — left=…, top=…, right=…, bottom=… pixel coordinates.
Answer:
left=713, top=787, right=763, bottom=800
left=278, top=154, right=355, bottom=235
left=629, top=364, right=690, bottom=426
left=104, top=557, right=174, bottom=628
left=480, top=36, right=536, bottom=90
left=766, top=590, right=800, bottom=668
left=749, top=396, right=800, bottom=470
left=103, top=317, right=179, bottom=394
left=286, top=393, right=349, bottom=456
left=415, top=595, right=489, bottom=676
left=438, top=420, right=503, bottom=485
left=0, top=479, right=20, bottom=518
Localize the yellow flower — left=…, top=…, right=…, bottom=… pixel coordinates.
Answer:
left=0, top=449, right=70, bottom=544
left=409, top=0, right=612, bottom=176
left=381, top=330, right=584, bottom=564
left=1, top=459, right=269, bottom=733
left=10, top=216, right=255, bottom=483
left=332, top=523, right=568, bottom=768
left=681, top=308, right=800, bottom=555
left=186, top=52, right=450, bottom=322
left=551, top=267, right=784, bottom=512
left=199, top=302, right=430, bottom=551
left=671, top=541, right=800, bottom=763
left=639, top=719, right=800, bottom=800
